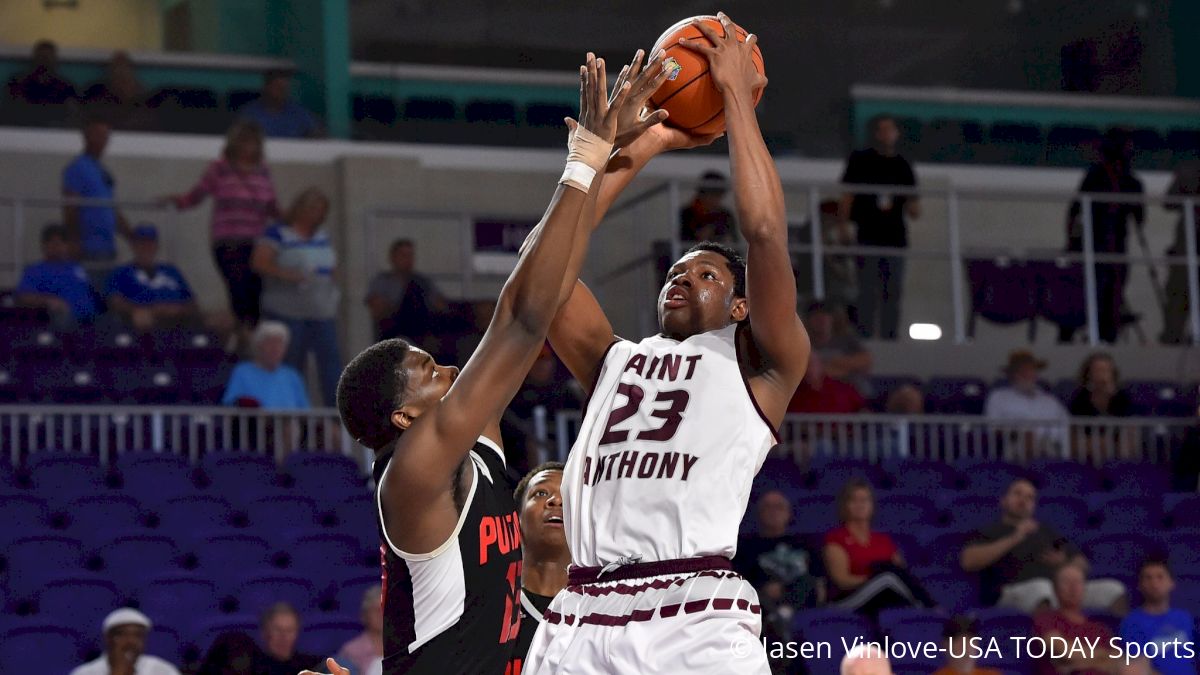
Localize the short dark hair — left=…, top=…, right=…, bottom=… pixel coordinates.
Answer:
left=682, top=242, right=746, bottom=297
left=514, top=461, right=565, bottom=503
left=41, top=224, right=67, bottom=243
left=869, top=114, right=896, bottom=133
left=264, top=68, right=293, bottom=84
left=1138, top=557, right=1172, bottom=578
left=835, top=477, right=873, bottom=523
left=943, top=616, right=978, bottom=639
left=390, top=238, right=414, bottom=254
left=337, top=339, right=413, bottom=450
left=260, top=601, right=299, bottom=629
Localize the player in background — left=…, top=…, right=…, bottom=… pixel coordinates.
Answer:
left=525, top=13, right=809, bottom=674
left=510, top=463, right=570, bottom=675
left=309, top=55, right=656, bottom=675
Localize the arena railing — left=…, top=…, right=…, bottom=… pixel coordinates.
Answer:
left=551, top=409, right=1192, bottom=468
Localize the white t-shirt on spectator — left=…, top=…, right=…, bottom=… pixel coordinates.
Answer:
left=984, top=385, right=1070, bottom=451
left=70, top=654, right=181, bottom=675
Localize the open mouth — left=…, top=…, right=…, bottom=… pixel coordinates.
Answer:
left=545, top=514, right=564, bottom=527
left=663, top=286, right=689, bottom=309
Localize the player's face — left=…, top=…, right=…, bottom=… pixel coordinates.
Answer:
left=394, top=348, right=459, bottom=430
left=520, top=470, right=566, bottom=551
left=1138, top=565, right=1174, bottom=603
left=658, top=251, right=746, bottom=339
left=105, top=625, right=146, bottom=668
left=1002, top=480, right=1037, bottom=520
left=262, top=612, right=299, bottom=660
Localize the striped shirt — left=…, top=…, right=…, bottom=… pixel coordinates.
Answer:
left=258, top=222, right=340, bottom=319
left=176, top=158, right=278, bottom=241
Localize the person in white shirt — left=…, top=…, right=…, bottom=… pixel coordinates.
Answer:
left=70, top=608, right=180, bottom=675
left=984, top=350, right=1070, bottom=458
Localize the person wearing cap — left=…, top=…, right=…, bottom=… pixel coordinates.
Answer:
left=103, top=224, right=198, bottom=332
left=679, top=170, right=737, bottom=243
left=931, top=617, right=1002, bottom=675
left=70, top=608, right=181, bottom=675
left=984, top=350, right=1070, bottom=457
left=16, top=223, right=100, bottom=329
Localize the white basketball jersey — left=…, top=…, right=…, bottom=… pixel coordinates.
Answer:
left=562, top=323, right=779, bottom=567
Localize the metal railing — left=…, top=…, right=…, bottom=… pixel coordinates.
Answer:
left=553, top=410, right=1194, bottom=467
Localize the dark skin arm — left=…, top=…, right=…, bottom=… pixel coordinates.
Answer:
left=381, top=57, right=634, bottom=555
left=680, top=13, right=810, bottom=424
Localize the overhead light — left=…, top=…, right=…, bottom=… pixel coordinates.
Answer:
left=909, top=323, right=943, bottom=341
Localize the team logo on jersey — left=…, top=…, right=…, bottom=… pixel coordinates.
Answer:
left=664, top=57, right=682, bottom=81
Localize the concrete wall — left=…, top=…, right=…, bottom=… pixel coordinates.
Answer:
left=0, top=1, right=163, bottom=51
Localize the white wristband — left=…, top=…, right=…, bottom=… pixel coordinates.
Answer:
left=559, top=160, right=598, bottom=193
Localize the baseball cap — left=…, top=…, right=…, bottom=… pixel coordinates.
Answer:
left=102, top=608, right=152, bottom=634
left=131, top=224, right=158, bottom=241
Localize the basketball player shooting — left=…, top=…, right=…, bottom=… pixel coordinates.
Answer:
left=524, top=13, right=810, bottom=674
left=308, top=55, right=653, bottom=675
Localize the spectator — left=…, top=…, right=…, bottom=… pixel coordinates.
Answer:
left=63, top=116, right=133, bottom=285
left=838, top=114, right=919, bottom=340
left=1065, top=129, right=1145, bottom=343
left=823, top=478, right=935, bottom=617
left=366, top=239, right=450, bottom=344
left=885, top=384, right=925, bottom=415
left=170, top=120, right=279, bottom=338
left=1160, top=159, right=1200, bottom=344
left=1032, top=565, right=1121, bottom=675
left=252, top=188, right=341, bottom=406
left=806, top=302, right=872, bottom=396
left=257, top=602, right=321, bottom=675
left=734, top=490, right=821, bottom=647
left=70, top=608, right=180, bottom=675
left=679, top=170, right=737, bottom=243
left=841, top=643, right=893, bottom=675
left=16, top=224, right=99, bottom=329
left=984, top=350, right=1070, bottom=457
left=237, top=69, right=322, bottom=139
left=1118, top=559, right=1196, bottom=675
left=1069, top=353, right=1134, bottom=416
left=931, top=617, right=1001, bottom=675
left=221, top=321, right=310, bottom=410
left=788, top=351, right=866, bottom=414
left=960, top=478, right=1126, bottom=614
left=82, top=51, right=155, bottom=131
left=196, top=632, right=259, bottom=675
left=7, top=40, right=77, bottom=106
left=104, top=224, right=199, bottom=331
left=335, top=585, right=383, bottom=674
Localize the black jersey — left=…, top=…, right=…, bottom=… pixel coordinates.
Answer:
left=509, top=589, right=555, bottom=675
left=374, top=437, right=523, bottom=674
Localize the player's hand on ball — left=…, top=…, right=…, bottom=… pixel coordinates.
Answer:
left=610, top=49, right=672, bottom=149
left=676, top=12, right=767, bottom=97
left=567, top=52, right=634, bottom=145
left=299, top=657, right=351, bottom=675
left=644, top=122, right=724, bottom=153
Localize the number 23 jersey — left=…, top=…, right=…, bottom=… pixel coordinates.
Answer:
left=562, top=323, right=780, bottom=567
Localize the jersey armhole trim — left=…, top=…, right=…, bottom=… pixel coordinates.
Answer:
left=580, top=338, right=621, bottom=416
left=734, top=322, right=783, bottom=445
left=377, top=454, right=480, bottom=562
left=475, top=435, right=505, bottom=468
left=520, top=590, right=546, bottom=625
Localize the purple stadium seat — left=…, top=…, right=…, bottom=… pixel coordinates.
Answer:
left=4, top=535, right=85, bottom=597
left=190, top=531, right=272, bottom=571
left=137, top=575, right=219, bottom=636
left=1167, top=534, right=1200, bottom=574
left=284, top=452, right=365, bottom=495
left=181, top=361, right=235, bottom=404
left=103, top=363, right=184, bottom=405
left=974, top=608, right=1033, bottom=667
left=922, top=532, right=970, bottom=573
left=810, top=458, right=887, bottom=492
left=1030, top=461, right=1101, bottom=496
left=116, top=453, right=197, bottom=505
left=926, top=377, right=989, bottom=415
left=0, top=494, right=49, bottom=543
left=873, top=495, right=940, bottom=532
left=1035, top=495, right=1088, bottom=535
left=97, top=533, right=182, bottom=593
left=1125, top=381, right=1194, bottom=417
left=753, top=456, right=807, bottom=499
left=195, top=615, right=258, bottom=653
left=231, top=573, right=316, bottom=615
left=154, top=494, right=234, bottom=533
left=791, top=494, right=838, bottom=528
left=1173, top=576, right=1200, bottom=614
left=958, top=461, right=1032, bottom=495
left=922, top=573, right=978, bottom=613
left=1093, top=495, right=1162, bottom=533
left=69, top=328, right=147, bottom=366
left=245, top=495, right=320, bottom=541
left=0, top=362, right=30, bottom=403
left=45, top=363, right=110, bottom=404
left=0, top=624, right=82, bottom=675
left=35, top=576, right=121, bottom=639
left=284, top=532, right=368, bottom=582
left=1081, top=533, right=1163, bottom=582
left=945, top=495, right=997, bottom=531
left=1102, top=462, right=1171, bottom=496
left=66, top=494, right=146, bottom=549
left=334, top=494, right=379, bottom=557
left=967, top=259, right=1038, bottom=335
left=145, top=624, right=185, bottom=666
left=883, top=460, right=965, bottom=493
left=152, top=329, right=226, bottom=365
left=884, top=621, right=944, bottom=667
left=1166, top=494, right=1200, bottom=528
left=200, top=453, right=280, bottom=493
left=793, top=610, right=874, bottom=675
left=1032, top=259, right=1086, bottom=334
left=11, top=328, right=66, bottom=366
left=28, top=454, right=107, bottom=497
left=335, top=573, right=382, bottom=615
left=296, top=617, right=362, bottom=656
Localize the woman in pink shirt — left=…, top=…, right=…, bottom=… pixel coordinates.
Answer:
left=170, top=120, right=279, bottom=332
left=335, top=585, right=383, bottom=673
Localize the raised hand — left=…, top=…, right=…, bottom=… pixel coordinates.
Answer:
left=299, top=657, right=351, bottom=675
left=609, top=49, right=672, bottom=149
left=567, top=53, right=634, bottom=145
left=675, top=12, right=766, bottom=98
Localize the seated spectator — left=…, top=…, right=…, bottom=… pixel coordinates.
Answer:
left=931, top=617, right=1001, bottom=675
left=221, top=321, right=310, bottom=409
left=335, top=585, right=383, bottom=674
left=788, top=351, right=866, bottom=414
left=984, top=350, right=1069, bottom=457
left=16, top=224, right=99, bottom=329
left=104, top=224, right=199, bottom=331
left=806, top=301, right=873, bottom=396
left=366, top=239, right=453, bottom=345
left=196, top=632, right=258, bottom=675
left=7, top=40, right=77, bottom=106
left=1032, top=565, right=1121, bottom=675
left=63, top=116, right=133, bottom=282
left=1069, top=353, right=1134, bottom=417
left=885, top=384, right=925, bottom=414
left=735, top=490, right=821, bottom=644
left=82, top=51, right=155, bottom=131
left=237, top=69, right=322, bottom=138
left=823, top=478, right=935, bottom=617
left=252, top=187, right=341, bottom=406
left=70, top=608, right=180, bottom=675
left=257, top=602, right=321, bottom=675
left=960, top=478, right=1126, bottom=614
left=679, top=170, right=737, bottom=243
left=1118, top=559, right=1196, bottom=675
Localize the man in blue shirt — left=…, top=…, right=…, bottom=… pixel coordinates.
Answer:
left=16, top=224, right=99, bottom=329
left=237, top=70, right=322, bottom=139
left=62, top=117, right=132, bottom=284
left=221, top=321, right=310, bottom=410
left=1119, top=559, right=1196, bottom=675
left=104, top=224, right=199, bottom=331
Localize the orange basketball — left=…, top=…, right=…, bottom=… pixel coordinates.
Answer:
left=648, top=15, right=765, bottom=136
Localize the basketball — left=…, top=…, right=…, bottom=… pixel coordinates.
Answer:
left=648, top=15, right=765, bottom=136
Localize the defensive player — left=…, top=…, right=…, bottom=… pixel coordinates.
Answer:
left=526, top=13, right=810, bottom=673
left=511, top=463, right=570, bottom=675
left=325, top=56, right=648, bottom=675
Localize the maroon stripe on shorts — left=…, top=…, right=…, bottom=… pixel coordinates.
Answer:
left=568, top=555, right=732, bottom=585
left=567, top=570, right=742, bottom=598
left=543, top=599, right=761, bottom=626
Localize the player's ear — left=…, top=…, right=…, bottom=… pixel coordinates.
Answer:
left=391, top=408, right=416, bottom=431
left=731, top=297, right=748, bottom=322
